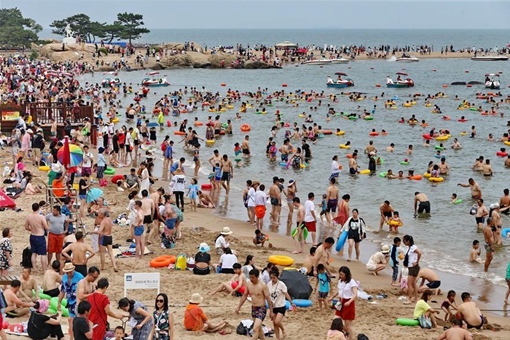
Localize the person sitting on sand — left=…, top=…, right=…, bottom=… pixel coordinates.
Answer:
left=210, top=263, right=246, bottom=296
left=436, top=318, right=473, bottom=340
left=197, top=190, right=215, bottom=208
left=366, top=245, right=390, bottom=276
left=327, top=318, right=347, bottom=340
left=218, top=248, right=237, bottom=274
left=4, top=279, right=36, bottom=318
left=253, top=229, right=272, bottom=248
left=441, top=290, right=458, bottom=322
left=414, top=289, right=440, bottom=328
left=194, top=243, right=213, bottom=275
left=184, top=293, right=229, bottom=333
left=456, top=292, right=484, bottom=329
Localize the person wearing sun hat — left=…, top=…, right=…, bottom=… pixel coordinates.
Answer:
left=194, top=243, right=213, bottom=275
left=215, top=227, right=233, bottom=255
left=184, top=293, right=228, bottom=333
left=58, top=261, right=84, bottom=337
left=366, top=245, right=390, bottom=275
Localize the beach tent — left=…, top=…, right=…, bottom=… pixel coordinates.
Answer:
left=0, top=190, right=16, bottom=208
left=280, top=269, right=312, bottom=299
left=275, top=41, right=298, bottom=48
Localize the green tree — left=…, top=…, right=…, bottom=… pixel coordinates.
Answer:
left=101, top=24, right=123, bottom=44
left=116, top=12, right=150, bottom=45
left=50, top=14, right=105, bottom=43
left=0, top=8, right=41, bottom=47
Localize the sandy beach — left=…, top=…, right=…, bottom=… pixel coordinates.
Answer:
left=2, top=143, right=510, bottom=340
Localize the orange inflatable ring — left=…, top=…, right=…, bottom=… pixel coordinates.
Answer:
left=201, top=183, right=212, bottom=190
left=369, top=132, right=379, bottom=136
left=346, top=154, right=353, bottom=159
left=150, top=255, right=176, bottom=268
left=323, top=130, right=333, bottom=135
left=174, top=131, right=185, bottom=135
left=410, top=175, right=422, bottom=180
left=194, top=121, right=204, bottom=126
left=240, top=124, right=251, bottom=132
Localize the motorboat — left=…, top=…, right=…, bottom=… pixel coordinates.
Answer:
left=396, top=54, right=420, bottom=62
left=141, top=72, right=170, bottom=87
left=386, top=72, right=414, bottom=88
left=326, top=72, right=354, bottom=88
left=101, top=77, right=121, bottom=88
left=302, top=59, right=332, bottom=65
left=485, top=73, right=501, bottom=89
left=330, top=57, right=350, bottom=64
left=471, top=55, right=508, bottom=61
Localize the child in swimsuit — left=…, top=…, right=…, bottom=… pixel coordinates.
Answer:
left=388, top=211, right=403, bottom=233
left=441, top=290, right=458, bottom=321
left=319, top=194, right=327, bottom=222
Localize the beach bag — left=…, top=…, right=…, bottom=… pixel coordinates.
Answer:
left=419, top=314, right=432, bottom=329
left=470, top=204, right=478, bottom=215
left=175, top=254, right=187, bottom=270
left=21, top=247, right=32, bottom=268
left=236, top=322, right=248, bottom=335
left=357, top=335, right=369, bottom=340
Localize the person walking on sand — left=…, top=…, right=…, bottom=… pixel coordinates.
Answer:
left=292, top=197, right=306, bottom=254
left=483, top=220, right=495, bottom=272
left=328, top=266, right=357, bottom=339
left=304, top=192, right=318, bottom=246
left=269, top=177, right=281, bottom=226
left=220, top=154, right=233, bottom=195
left=267, top=267, right=295, bottom=340
left=134, top=200, right=146, bottom=259
left=96, top=209, right=118, bottom=272
left=325, top=178, right=339, bottom=226
left=403, top=235, right=421, bottom=304
left=235, top=268, right=273, bottom=340
left=342, top=209, right=366, bottom=262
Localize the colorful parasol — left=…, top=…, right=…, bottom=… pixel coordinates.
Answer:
left=57, top=140, right=83, bottom=168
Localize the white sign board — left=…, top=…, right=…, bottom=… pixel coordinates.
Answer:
left=124, top=272, right=160, bottom=296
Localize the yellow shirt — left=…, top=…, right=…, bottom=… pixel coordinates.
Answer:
left=414, top=299, right=431, bottom=319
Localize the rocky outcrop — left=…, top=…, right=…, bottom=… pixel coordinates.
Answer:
left=244, top=60, right=273, bottom=69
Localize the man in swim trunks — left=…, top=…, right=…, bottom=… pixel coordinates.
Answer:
left=458, top=178, right=482, bottom=199
left=304, top=192, right=317, bottom=245
left=61, top=231, right=95, bottom=277
left=208, top=150, right=222, bottom=172
left=457, top=292, right=484, bottom=330
left=241, top=135, right=250, bottom=156
left=417, top=267, right=442, bottom=294
left=313, top=237, right=335, bottom=276
left=483, top=219, right=495, bottom=272
left=474, top=199, right=489, bottom=230
left=414, top=192, right=431, bottom=215
left=379, top=200, right=394, bottom=232
left=348, top=153, right=359, bottom=174
left=42, top=260, right=61, bottom=298
left=133, top=200, right=146, bottom=259
left=499, top=188, right=510, bottom=215
left=3, top=280, right=35, bottom=318
left=24, top=202, right=49, bottom=272
left=235, top=268, right=273, bottom=340
left=141, top=189, right=154, bottom=235
left=97, top=209, right=118, bottom=272
left=269, top=177, right=281, bottom=225
left=325, top=178, right=339, bottom=226
left=220, top=154, right=233, bottom=195
left=292, top=197, right=306, bottom=254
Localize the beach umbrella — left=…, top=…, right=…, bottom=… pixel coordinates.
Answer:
left=57, top=142, right=83, bottom=168
left=275, top=41, right=298, bottom=48
left=87, top=188, right=103, bottom=203
left=280, top=269, right=312, bottom=299
left=296, top=48, right=308, bottom=53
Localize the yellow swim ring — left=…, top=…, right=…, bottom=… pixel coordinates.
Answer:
left=268, top=255, right=294, bottom=266
left=428, top=177, right=444, bottom=182
left=339, top=144, right=350, bottom=149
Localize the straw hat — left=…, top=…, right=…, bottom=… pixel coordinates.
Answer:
left=63, top=262, right=75, bottom=273
left=189, top=293, right=203, bottom=304
left=221, top=227, right=233, bottom=235
left=198, top=242, right=210, bottom=253
left=381, top=245, right=390, bottom=255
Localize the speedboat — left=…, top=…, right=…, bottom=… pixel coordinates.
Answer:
left=386, top=72, right=414, bottom=88
left=396, top=55, right=420, bottom=62
left=102, top=77, right=121, bottom=88
left=330, top=57, right=349, bottom=64
left=471, top=55, right=509, bottom=61
left=326, top=72, right=354, bottom=88
left=141, top=73, right=170, bottom=87
left=302, top=59, right=332, bottom=65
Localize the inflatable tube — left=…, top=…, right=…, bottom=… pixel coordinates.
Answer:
left=112, top=118, right=119, bottom=123
left=104, top=168, right=115, bottom=175
left=240, top=124, right=251, bottom=132
left=389, top=220, right=403, bottom=227
left=291, top=227, right=309, bottom=241
left=470, top=107, right=478, bottom=111
left=348, top=116, right=358, bottom=120
left=150, top=255, right=176, bottom=268
left=39, top=165, right=50, bottom=171
left=174, top=131, right=185, bottom=135
left=436, top=136, right=449, bottom=141
left=300, top=163, right=309, bottom=168
left=346, top=154, right=353, bottom=159
left=323, top=130, right=333, bottom=135
left=111, top=175, right=124, bottom=184
left=400, top=161, right=409, bottom=165
left=379, top=172, right=388, bottom=178
left=335, top=230, right=348, bottom=252
left=194, top=122, right=204, bottom=126
left=280, top=162, right=288, bottom=166
left=422, top=134, right=433, bottom=140
left=502, top=228, right=510, bottom=238
left=369, top=132, right=379, bottom=136
left=428, top=177, right=444, bottom=183
left=410, top=175, right=422, bottom=180
left=359, top=169, right=371, bottom=174
left=504, top=141, right=510, bottom=146
left=206, top=140, right=216, bottom=146
left=201, top=183, right=212, bottom=190
left=396, top=318, right=419, bottom=326
left=268, top=255, right=294, bottom=266
left=292, top=299, right=313, bottom=308
left=234, top=157, right=242, bottom=162
left=423, top=172, right=431, bottom=178
left=147, top=122, right=159, bottom=127
left=364, top=116, right=374, bottom=120
left=497, top=152, right=508, bottom=157
left=231, top=281, right=246, bottom=294
left=48, top=307, right=69, bottom=317
left=377, top=157, right=384, bottom=164
left=458, top=119, right=467, bottom=122
left=339, top=144, right=351, bottom=149
left=435, top=145, right=445, bottom=150
left=336, top=131, right=346, bottom=135
left=454, top=199, right=463, bottom=204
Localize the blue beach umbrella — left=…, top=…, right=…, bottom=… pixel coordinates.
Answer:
left=87, top=188, right=103, bottom=203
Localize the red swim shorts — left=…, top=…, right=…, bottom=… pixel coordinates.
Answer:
left=255, top=205, right=266, bottom=219
left=305, top=221, right=316, bottom=232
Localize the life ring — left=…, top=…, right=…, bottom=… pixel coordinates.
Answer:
left=292, top=299, right=313, bottom=308
left=339, top=144, right=350, bottom=149
left=206, top=140, right=216, bottom=145
left=240, top=124, right=251, bottom=132
left=460, top=132, right=467, bottom=136
left=279, top=162, right=288, bottom=166
left=458, top=119, right=467, bottom=122
left=436, top=136, right=449, bottom=141
left=379, top=172, right=387, bottom=178
left=396, top=318, right=419, bottom=326
left=359, top=169, right=371, bottom=175
left=389, top=220, right=403, bottom=227
left=496, top=152, right=508, bottom=157
left=346, top=154, right=353, bottom=159
left=336, top=131, right=346, bottom=135
left=423, top=172, right=431, bottom=178
left=231, top=281, right=246, bottom=294
left=300, top=163, right=309, bottom=168
left=194, top=122, right=204, bottom=126
left=428, top=177, right=444, bottom=183
left=435, top=146, right=445, bottom=150
left=336, top=230, right=348, bottom=251
left=502, top=228, right=510, bottom=238
left=201, top=183, right=212, bottom=190
left=422, top=134, right=433, bottom=140
left=112, top=118, right=119, bottom=123
left=268, top=255, right=294, bottom=266
left=174, top=131, right=185, bottom=135
left=291, top=227, right=309, bottom=241
left=369, top=132, right=379, bottom=136
left=400, top=161, right=409, bottom=165
left=410, top=175, right=422, bottom=180
left=104, top=168, right=115, bottom=175
left=504, top=141, right=510, bottom=146
left=39, top=165, right=50, bottom=171
left=403, top=103, right=412, bottom=107
left=364, top=116, right=374, bottom=120
left=323, top=130, right=332, bottom=135
left=150, top=255, right=176, bottom=268
left=454, top=199, right=463, bottom=204
left=348, top=116, right=358, bottom=120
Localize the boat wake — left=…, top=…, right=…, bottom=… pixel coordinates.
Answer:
left=388, top=56, right=397, bottom=62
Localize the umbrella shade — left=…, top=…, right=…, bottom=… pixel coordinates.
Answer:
left=335, top=72, right=348, bottom=76
left=57, top=144, right=83, bottom=168
left=396, top=72, right=408, bottom=76
left=275, top=41, right=298, bottom=48
left=280, top=269, right=312, bottom=299
left=296, top=48, right=308, bottom=53
left=87, top=188, right=104, bottom=203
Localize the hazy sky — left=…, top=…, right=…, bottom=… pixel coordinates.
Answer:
left=4, top=0, right=510, bottom=29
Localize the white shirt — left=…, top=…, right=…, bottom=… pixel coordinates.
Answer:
left=219, top=253, right=237, bottom=269
left=337, top=279, right=357, bottom=299
left=304, top=200, right=315, bottom=222
left=215, top=235, right=229, bottom=249
left=82, top=151, right=93, bottom=168
left=247, top=187, right=256, bottom=207
left=267, top=280, right=288, bottom=308
left=170, top=174, right=186, bottom=192
left=254, top=190, right=267, bottom=206
left=331, top=160, right=339, bottom=175
left=407, top=245, right=419, bottom=267
left=260, top=270, right=271, bottom=285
